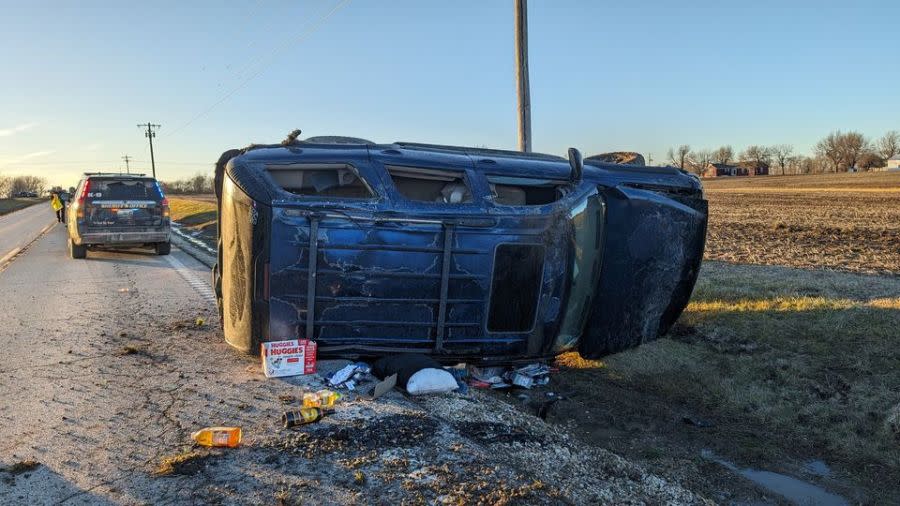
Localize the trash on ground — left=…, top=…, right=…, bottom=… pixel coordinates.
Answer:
left=406, top=368, right=459, bottom=395
left=282, top=407, right=332, bottom=428
left=195, top=317, right=205, bottom=327
left=326, top=361, right=371, bottom=390
left=191, top=426, right=242, bottom=447
left=468, top=363, right=553, bottom=390
left=261, top=339, right=317, bottom=378
left=302, top=389, right=341, bottom=408
left=364, top=373, right=397, bottom=400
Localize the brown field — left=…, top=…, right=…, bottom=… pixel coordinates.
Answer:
left=0, top=197, right=41, bottom=216
left=703, top=172, right=900, bottom=274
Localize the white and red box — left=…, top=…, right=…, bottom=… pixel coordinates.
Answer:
left=261, top=339, right=317, bottom=378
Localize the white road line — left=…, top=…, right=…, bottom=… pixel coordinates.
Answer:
left=165, top=254, right=217, bottom=304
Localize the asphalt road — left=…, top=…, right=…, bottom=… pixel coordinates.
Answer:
left=0, top=203, right=55, bottom=267
left=0, top=217, right=706, bottom=504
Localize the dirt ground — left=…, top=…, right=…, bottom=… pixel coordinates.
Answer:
left=703, top=172, right=900, bottom=274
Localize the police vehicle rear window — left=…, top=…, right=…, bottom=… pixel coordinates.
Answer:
left=89, top=179, right=160, bottom=200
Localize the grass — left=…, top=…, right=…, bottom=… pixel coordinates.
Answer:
left=168, top=197, right=217, bottom=246
left=0, top=197, right=42, bottom=216
left=556, top=261, right=900, bottom=500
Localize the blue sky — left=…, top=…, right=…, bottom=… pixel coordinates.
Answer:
left=1, top=0, right=898, bottom=186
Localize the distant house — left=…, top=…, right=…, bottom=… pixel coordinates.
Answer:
left=737, top=160, right=770, bottom=176
left=703, top=162, right=747, bottom=178
left=888, top=155, right=900, bottom=170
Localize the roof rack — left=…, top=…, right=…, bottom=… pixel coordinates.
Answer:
left=83, top=172, right=148, bottom=177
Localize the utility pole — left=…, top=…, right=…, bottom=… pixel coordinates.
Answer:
left=137, top=122, right=161, bottom=179
left=121, top=155, right=132, bottom=174
left=514, top=0, right=531, bottom=153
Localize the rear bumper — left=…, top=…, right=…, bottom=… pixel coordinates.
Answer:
left=75, top=229, right=170, bottom=246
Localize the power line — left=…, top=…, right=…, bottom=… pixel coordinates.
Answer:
left=121, top=155, right=133, bottom=174
left=165, top=0, right=352, bottom=140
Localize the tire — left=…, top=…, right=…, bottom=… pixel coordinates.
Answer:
left=155, top=241, right=171, bottom=256
left=69, top=238, right=87, bottom=259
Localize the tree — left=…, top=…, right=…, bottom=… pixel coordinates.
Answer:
left=877, top=131, right=899, bottom=160
left=816, top=132, right=844, bottom=172
left=0, top=174, right=9, bottom=198
left=770, top=144, right=794, bottom=175
left=840, top=131, right=869, bottom=170
left=690, top=149, right=713, bottom=175
left=667, top=145, right=691, bottom=171
left=713, top=145, right=734, bottom=165
left=741, top=145, right=772, bottom=166
left=857, top=152, right=886, bottom=170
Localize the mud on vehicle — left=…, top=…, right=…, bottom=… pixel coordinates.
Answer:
left=67, top=173, right=171, bottom=259
left=213, top=133, right=707, bottom=362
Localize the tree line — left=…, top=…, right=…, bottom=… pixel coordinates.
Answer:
left=0, top=174, right=47, bottom=198
left=160, top=174, right=215, bottom=194
left=667, top=130, right=899, bottom=175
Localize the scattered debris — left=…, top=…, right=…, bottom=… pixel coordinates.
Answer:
left=283, top=407, right=332, bottom=429
left=328, top=362, right=371, bottom=389
left=364, top=373, right=397, bottom=400
left=195, top=317, right=205, bottom=327
left=469, top=363, right=553, bottom=390
left=191, top=426, right=242, bottom=447
left=261, top=339, right=317, bottom=378
left=406, top=368, right=459, bottom=395
left=302, top=389, right=341, bottom=408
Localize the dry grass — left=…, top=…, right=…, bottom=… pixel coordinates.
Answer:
left=553, top=261, right=900, bottom=501
left=0, top=198, right=41, bottom=216
left=703, top=172, right=900, bottom=274
left=168, top=197, right=217, bottom=246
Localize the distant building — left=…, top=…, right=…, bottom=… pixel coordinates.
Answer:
left=888, top=155, right=900, bottom=170
left=703, top=162, right=747, bottom=178
left=737, top=160, right=770, bottom=176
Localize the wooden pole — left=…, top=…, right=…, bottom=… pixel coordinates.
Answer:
left=514, top=0, right=531, bottom=152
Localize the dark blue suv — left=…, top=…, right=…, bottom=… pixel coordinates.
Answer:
left=213, top=135, right=707, bottom=363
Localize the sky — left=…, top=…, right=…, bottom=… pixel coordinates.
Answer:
left=1, top=0, right=898, bottom=187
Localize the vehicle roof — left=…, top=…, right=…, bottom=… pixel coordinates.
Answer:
left=82, top=172, right=154, bottom=179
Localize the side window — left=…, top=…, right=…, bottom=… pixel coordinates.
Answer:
left=265, top=163, right=374, bottom=198
left=386, top=165, right=473, bottom=204
left=487, top=176, right=566, bottom=206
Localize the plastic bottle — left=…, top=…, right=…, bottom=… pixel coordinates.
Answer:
left=191, top=427, right=242, bottom=448
left=282, top=407, right=331, bottom=428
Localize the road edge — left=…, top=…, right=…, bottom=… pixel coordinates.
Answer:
left=0, top=220, right=56, bottom=273
left=170, top=227, right=215, bottom=269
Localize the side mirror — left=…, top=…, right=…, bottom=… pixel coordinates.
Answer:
left=568, top=147, right=584, bottom=183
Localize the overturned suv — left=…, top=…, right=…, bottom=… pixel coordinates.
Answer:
left=213, top=134, right=707, bottom=362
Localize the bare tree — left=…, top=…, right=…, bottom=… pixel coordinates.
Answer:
left=857, top=152, right=886, bottom=170
left=741, top=145, right=773, bottom=166
left=713, top=145, right=734, bottom=165
left=816, top=132, right=844, bottom=172
left=770, top=144, right=794, bottom=175
left=690, top=149, right=713, bottom=175
left=877, top=131, right=899, bottom=160
left=0, top=174, right=10, bottom=198
left=840, top=131, right=869, bottom=170
left=667, top=145, right=691, bottom=171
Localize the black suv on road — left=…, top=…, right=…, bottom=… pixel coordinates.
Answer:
left=66, top=173, right=171, bottom=259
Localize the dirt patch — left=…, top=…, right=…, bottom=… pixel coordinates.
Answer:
left=153, top=451, right=216, bottom=476
left=703, top=173, right=900, bottom=274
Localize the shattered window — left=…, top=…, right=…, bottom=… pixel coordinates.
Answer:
left=487, top=176, right=566, bottom=206
left=386, top=165, right=473, bottom=204
left=265, top=163, right=374, bottom=198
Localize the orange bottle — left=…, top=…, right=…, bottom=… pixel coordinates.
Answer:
left=191, top=427, right=242, bottom=448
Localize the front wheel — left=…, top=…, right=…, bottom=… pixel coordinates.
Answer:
left=155, top=241, right=171, bottom=256
left=69, top=238, right=86, bottom=259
